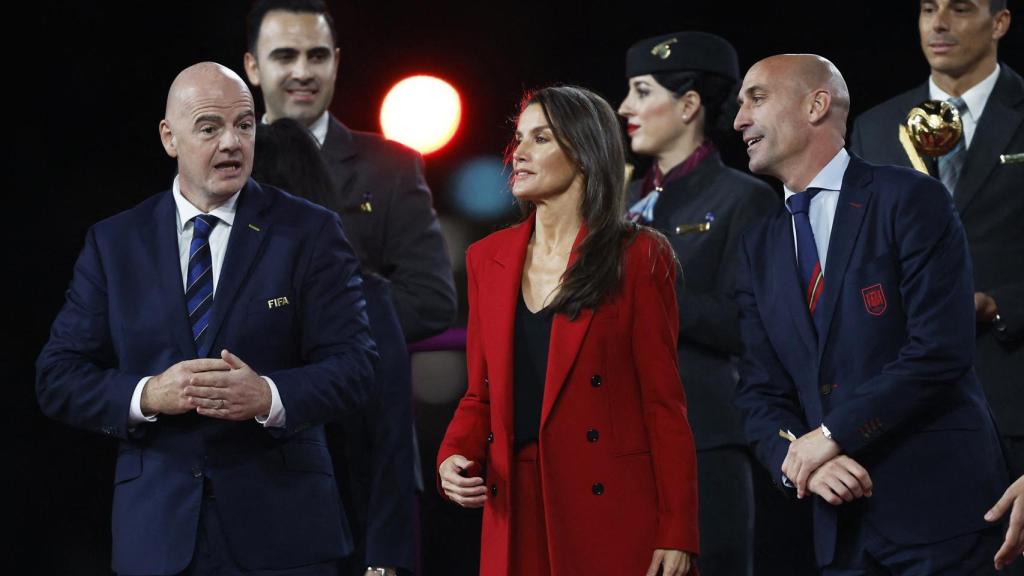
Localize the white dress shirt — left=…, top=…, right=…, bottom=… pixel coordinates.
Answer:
left=129, top=177, right=285, bottom=427
left=784, top=148, right=851, bottom=271
left=929, top=64, right=1000, bottom=149
left=261, top=111, right=330, bottom=147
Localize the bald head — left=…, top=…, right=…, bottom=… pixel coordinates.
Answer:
left=734, top=53, right=850, bottom=191
left=159, top=62, right=256, bottom=212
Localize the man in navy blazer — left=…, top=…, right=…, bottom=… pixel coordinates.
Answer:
left=733, top=54, right=1009, bottom=574
left=36, top=62, right=376, bottom=575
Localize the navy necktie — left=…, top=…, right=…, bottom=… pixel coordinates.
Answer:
left=939, top=96, right=967, bottom=196
left=786, top=189, right=824, bottom=318
left=186, top=214, right=218, bottom=357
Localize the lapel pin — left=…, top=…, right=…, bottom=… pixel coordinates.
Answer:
left=248, top=224, right=262, bottom=232
left=1000, top=153, right=1023, bottom=164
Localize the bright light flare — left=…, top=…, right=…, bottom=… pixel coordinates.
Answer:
left=380, top=75, right=461, bottom=154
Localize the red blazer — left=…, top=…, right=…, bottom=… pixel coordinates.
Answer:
left=438, top=215, right=700, bottom=575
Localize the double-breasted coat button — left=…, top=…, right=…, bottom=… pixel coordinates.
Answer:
left=487, top=432, right=494, bottom=443
left=483, top=377, right=489, bottom=386
left=592, top=482, right=604, bottom=495
left=591, top=374, right=602, bottom=387
left=490, top=484, right=498, bottom=497
left=586, top=428, right=599, bottom=442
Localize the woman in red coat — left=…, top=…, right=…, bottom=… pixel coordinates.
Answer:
left=438, top=85, right=699, bottom=576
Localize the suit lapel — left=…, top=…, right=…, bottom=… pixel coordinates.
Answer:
left=321, top=116, right=359, bottom=201
left=204, top=179, right=272, bottom=356
left=540, top=223, right=594, bottom=430
left=482, top=215, right=535, bottom=437
left=143, top=191, right=196, bottom=360
left=955, top=67, right=1024, bottom=215
left=816, top=158, right=873, bottom=359
left=769, top=213, right=817, bottom=357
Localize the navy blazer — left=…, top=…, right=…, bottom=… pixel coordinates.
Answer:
left=36, top=179, right=377, bottom=575
left=733, top=155, right=1008, bottom=566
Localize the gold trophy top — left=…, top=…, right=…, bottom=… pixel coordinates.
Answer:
left=905, top=100, right=963, bottom=158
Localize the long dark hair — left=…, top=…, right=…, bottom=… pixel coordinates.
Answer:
left=512, top=85, right=636, bottom=319
left=652, top=70, right=738, bottom=142
left=252, top=118, right=332, bottom=206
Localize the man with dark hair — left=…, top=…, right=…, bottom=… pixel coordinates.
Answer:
left=850, top=3, right=1023, bottom=531
left=243, top=2, right=456, bottom=575
left=734, top=53, right=1009, bottom=575
left=36, top=62, right=376, bottom=576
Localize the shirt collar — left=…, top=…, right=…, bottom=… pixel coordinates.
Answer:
left=928, top=63, right=1000, bottom=119
left=260, top=111, right=330, bottom=147
left=172, top=175, right=240, bottom=233
left=783, top=148, right=850, bottom=200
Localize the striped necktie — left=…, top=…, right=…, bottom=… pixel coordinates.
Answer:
left=186, top=214, right=218, bottom=357
left=938, top=96, right=967, bottom=196
left=786, top=189, right=825, bottom=318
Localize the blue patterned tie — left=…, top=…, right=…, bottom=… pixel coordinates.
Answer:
left=786, top=189, right=824, bottom=320
left=186, top=214, right=218, bottom=357
left=938, top=97, right=967, bottom=196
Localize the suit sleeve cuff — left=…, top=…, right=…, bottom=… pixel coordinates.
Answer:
left=129, top=376, right=158, bottom=424
left=257, top=376, right=286, bottom=428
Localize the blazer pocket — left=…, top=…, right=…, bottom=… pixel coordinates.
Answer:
left=114, top=449, right=142, bottom=484
left=280, top=442, right=334, bottom=476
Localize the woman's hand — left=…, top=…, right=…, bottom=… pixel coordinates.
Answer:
left=439, top=454, right=487, bottom=508
left=646, top=549, right=691, bottom=576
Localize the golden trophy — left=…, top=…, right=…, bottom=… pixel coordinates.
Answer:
left=898, top=100, right=964, bottom=175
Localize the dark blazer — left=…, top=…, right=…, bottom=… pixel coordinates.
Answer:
left=36, top=180, right=377, bottom=575
left=733, top=156, right=1009, bottom=566
left=321, top=116, right=457, bottom=342
left=850, top=64, right=1024, bottom=439
left=629, top=153, right=778, bottom=449
left=438, top=216, right=700, bottom=576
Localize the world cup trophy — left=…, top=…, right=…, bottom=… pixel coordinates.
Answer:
left=898, top=100, right=963, bottom=174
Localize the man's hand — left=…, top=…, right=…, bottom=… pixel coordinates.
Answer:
left=646, top=549, right=691, bottom=576
left=975, top=292, right=999, bottom=323
left=806, top=455, right=873, bottom=506
left=439, top=454, right=487, bottom=508
left=184, top=349, right=272, bottom=421
left=986, top=475, right=1024, bottom=570
left=362, top=568, right=396, bottom=576
left=141, top=358, right=231, bottom=416
left=782, top=426, right=842, bottom=498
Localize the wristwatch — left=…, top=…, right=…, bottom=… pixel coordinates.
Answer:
left=366, top=567, right=396, bottom=576
left=821, top=423, right=833, bottom=440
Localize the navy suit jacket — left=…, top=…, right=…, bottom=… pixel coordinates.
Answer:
left=36, top=179, right=377, bottom=575
left=733, top=155, right=1008, bottom=566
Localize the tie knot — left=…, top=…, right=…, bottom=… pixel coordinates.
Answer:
left=192, top=214, right=218, bottom=240
left=948, top=96, right=967, bottom=115
left=786, top=188, right=820, bottom=215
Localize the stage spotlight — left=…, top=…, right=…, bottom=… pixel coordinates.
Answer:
left=380, top=75, right=461, bottom=154
left=447, top=155, right=515, bottom=221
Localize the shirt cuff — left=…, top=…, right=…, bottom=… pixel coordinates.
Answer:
left=257, top=376, right=286, bottom=428
left=129, top=376, right=159, bottom=424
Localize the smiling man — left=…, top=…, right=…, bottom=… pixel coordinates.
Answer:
left=850, top=6, right=1023, bottom=536
left=733, top=54, right=1009, bottom=575
left=242, top=3, right=452, bottom=576
left=36, top=62, right=376, bottom=575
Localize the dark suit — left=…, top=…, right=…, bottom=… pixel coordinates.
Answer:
left=734, top=156, right=1008, bottom=569
left=629, top=153, right=777, bottom=575
left=36, top=180, right=377, bottom=575
left=321, top=116, right=456, bottom=343
left=318, top=116, right=456, bottom=574
left=850, top=64, right=1024, bottom=475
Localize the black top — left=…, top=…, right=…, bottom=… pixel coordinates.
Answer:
left=513, top=292, right=554, bottom=446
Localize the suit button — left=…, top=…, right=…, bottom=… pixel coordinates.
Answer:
left=484, top=377, right=490, bottom=386
left=592, top=482, right=604, bottom=495
left=191, top=467, right=203, bottom=479
left=487, top=432, right=494, bottom=443
left=591, top=375, right=602, bottom=387
left=490, top=484, right=498, bottom=497
left=586, top=428, right=599, bottom=442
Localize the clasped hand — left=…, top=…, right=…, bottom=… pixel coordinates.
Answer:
left=141, top=349, right=272, bottom=420
left=783, top=427, right=872, bottom=505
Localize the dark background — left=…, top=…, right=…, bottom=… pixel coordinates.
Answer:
left=18, top=1, right=1023, bottom=573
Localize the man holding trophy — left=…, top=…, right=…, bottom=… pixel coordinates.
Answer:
left=850, top=1, right=1023, bottom=570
